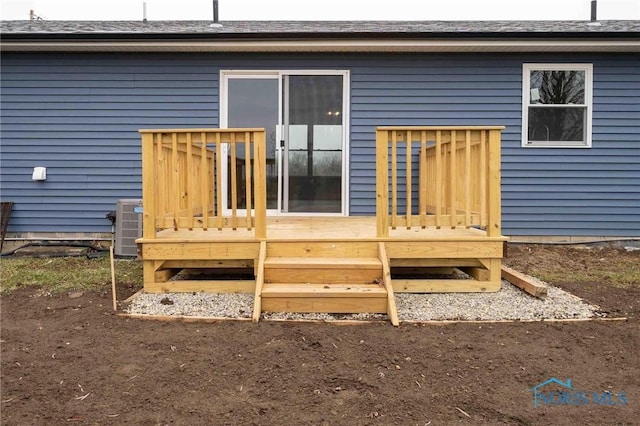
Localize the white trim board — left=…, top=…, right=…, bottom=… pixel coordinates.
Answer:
left=4, top=39, right=640, bottom=53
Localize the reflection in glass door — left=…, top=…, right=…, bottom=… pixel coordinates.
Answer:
left=284, top=75, right=343, bottom=213
left=226, top=77, right=279, bottom=210
left=223, top=71, right=347, bottom=215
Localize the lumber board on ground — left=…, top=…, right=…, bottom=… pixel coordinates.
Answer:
left=501, top=265, right=548, bottom=298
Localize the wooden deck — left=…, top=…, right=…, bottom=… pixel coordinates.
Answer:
left=137, top=127, right=507, bottom=325
left=138, top=216, right=506, bottom=325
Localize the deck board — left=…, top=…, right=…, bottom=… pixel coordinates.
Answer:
left=139, top=216, right=507, bottom=243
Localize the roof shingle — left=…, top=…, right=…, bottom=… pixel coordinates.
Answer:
left=2, top=19, right=639, bottom=37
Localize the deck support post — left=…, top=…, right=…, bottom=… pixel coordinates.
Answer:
left=141, top=132, right=156, bottom=239
left=487, top=129, right=502, bottom=237
left=487, top=258, right=502, bottom=284
left=143, top=260, right=165, bottom=287
left=376, top=130, right=389, bottom=237
left=254, top=130, right=267, bottom=239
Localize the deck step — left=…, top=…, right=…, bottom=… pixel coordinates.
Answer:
left=263, top=257, right=383, bottom=284
left=264, top=257, right=382, bottom=268
left=266, top=241, right=380, bottom=258
left=261, top=282, right=387, bottom=298
left=260, top=282, right=388, bottom=314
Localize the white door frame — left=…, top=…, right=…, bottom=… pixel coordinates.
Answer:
left=220, top=69, right=350, bottom=216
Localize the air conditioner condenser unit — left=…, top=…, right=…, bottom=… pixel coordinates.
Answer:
left=115, top=199, right=142, bottom=257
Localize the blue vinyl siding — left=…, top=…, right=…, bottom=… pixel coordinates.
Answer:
left=504, top=56, right=639, bottom=236
left=1, top=52, right=638, bottom=236
left=0, top=54, right=220, bottom=233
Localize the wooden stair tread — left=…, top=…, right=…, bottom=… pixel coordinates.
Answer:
left=264, top=257, right=382, bottom=269
left=261, top=282, right=387, bottom=298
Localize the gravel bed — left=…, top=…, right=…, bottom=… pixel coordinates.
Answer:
left=125, top=280, right=599, bottom=322
left=396, top=281, right=597, bottom=321
left=126, top=292, right=254, bottom=319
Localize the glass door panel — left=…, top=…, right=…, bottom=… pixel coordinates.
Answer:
left=226, top=78, right=279, bottom=210
left=284, top=75, right=343, bottom=213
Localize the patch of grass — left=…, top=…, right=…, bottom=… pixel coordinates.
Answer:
left=530, top=268, right=640, bottom=289
left=0, top=255, right=143, bottom=294
left=505, top=244, right=640, bottom=289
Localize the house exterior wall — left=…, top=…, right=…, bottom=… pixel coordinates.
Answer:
left=1, top=52, right=638, bottom=237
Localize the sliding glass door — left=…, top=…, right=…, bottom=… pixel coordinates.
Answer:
left=283, top=75, right=344, bottom=213
left=222, top=71, right=348, bottom=215
left=225, top=76, right=280, bottom=210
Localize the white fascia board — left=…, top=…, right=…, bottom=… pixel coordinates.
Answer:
left=2, top=38, right=640, bottom=53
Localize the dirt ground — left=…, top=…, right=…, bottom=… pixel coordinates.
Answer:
left=2, top=244, right=639, bottom=425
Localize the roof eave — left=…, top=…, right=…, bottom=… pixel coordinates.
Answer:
left=2, top=38, right=639, bottom=53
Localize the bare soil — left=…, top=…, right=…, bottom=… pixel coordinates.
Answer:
left=2, top=244, right=639, bottom=425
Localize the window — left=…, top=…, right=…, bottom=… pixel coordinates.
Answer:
left=522, top=64, right=593, bottom=148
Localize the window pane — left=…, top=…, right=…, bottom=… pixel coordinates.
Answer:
left=288, top=76, right=343, bottom=126
left=288, top=151, right=308, bottom=176
left=227, top=78, right=279, bottom=209
left=313, top=151, right=342, bottom=176
left=313, top=125, right=342, bottom=150
left=289, top=125, right=308, bottom=150
left=529, top=70, right=585, bottom=105
left=528, top=107, right=586, bottom=142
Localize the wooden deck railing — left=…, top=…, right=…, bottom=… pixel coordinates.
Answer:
left=139, top=128, right=267, bottom=239
left=375, top=126, right=504, bottom=237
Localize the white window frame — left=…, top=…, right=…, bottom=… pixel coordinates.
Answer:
left=522, top=63, right=593, bottom=148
